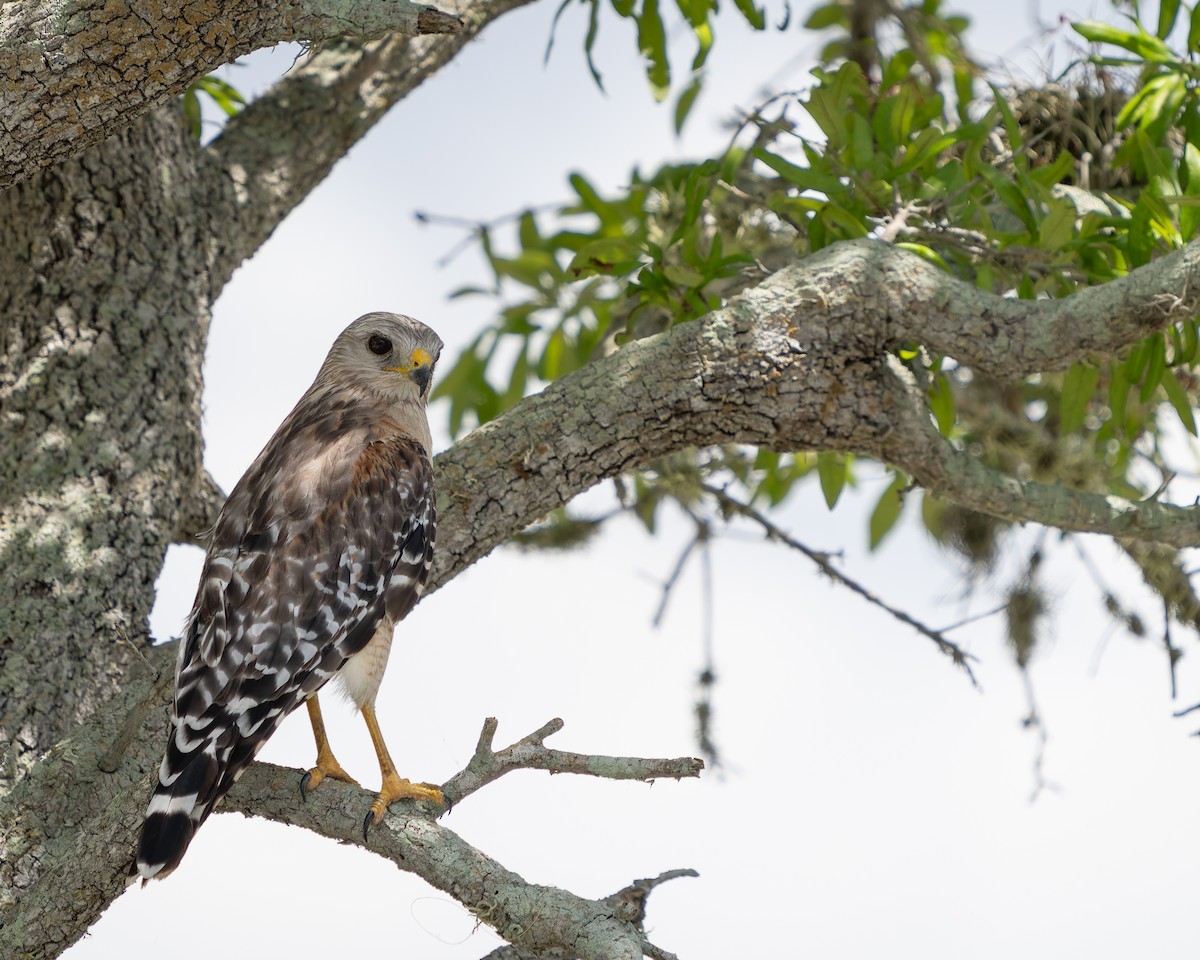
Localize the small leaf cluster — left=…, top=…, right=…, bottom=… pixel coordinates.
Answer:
left=548, top=0, right=768, bottom=130
left=179, top=75, right=246, bottom=141
left=433, top=160, right=754, bottom=436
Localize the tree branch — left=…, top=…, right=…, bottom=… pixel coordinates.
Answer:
left=217, top=720, right=701, bottom=960
left=877, top=354, right=1200, bottom=546
left=0, top=0, right=465, bottom=189
left=442, top=717, right=704, bottom=807
left=856, top=236, right=1200, bottom=378
left=172, top=469, right=225, bottom=546
left=200, top=0, right=537, bottom=292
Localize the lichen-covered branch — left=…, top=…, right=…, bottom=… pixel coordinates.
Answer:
left=877, top=355, right=1200, bottom=546
left=201, top=0, right=537, bottom=290
left=212, top=722, right=702, bottom=960
left=0, top=0, right=464, bottom=189
left=855, top=236, right=1200, bottom=378
left=442, top=717, right=705, bottom=807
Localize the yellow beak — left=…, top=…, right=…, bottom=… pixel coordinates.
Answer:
left=385, top=348, right=433, bottom=394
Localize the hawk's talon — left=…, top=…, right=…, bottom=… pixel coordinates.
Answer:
left=300, top=757, right=360, bottom=805
left=360, top=777, right=445, bottom=841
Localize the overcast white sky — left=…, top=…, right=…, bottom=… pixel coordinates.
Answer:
left=65, top=2, right=1200, bottom=957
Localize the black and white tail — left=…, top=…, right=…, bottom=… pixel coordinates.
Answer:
left=134, top=740, right=221, bottom=881
left=134, top=702, right=282, bottom=880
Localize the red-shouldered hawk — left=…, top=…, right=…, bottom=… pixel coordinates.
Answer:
left=136, top=313, right=445, bottom=881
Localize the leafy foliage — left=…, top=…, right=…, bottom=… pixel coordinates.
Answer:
left=434, top=0, right=1200, bottom=598
left=547, top=0, right=768, bottom=129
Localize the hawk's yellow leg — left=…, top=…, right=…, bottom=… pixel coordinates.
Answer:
left=300, top=696, right=359, bottom=799
left=362, top=703, right=443, bottom=833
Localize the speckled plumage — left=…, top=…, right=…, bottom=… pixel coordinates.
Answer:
left=136, top=313, right=442, bottom=880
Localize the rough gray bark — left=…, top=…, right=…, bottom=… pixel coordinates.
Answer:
left=0, top=107, right=209, bottom=791
left=0, top=0, right=465, bottom=189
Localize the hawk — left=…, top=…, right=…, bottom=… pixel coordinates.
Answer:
left=136, top=313, right=445, bottom=881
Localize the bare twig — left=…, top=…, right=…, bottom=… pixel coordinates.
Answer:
left=1020, top=669, right=1058, bottom=802
left=699, top=481, right=980, bottom=684
left=652, top=532, right=702, bottom=629
left=441, top=718, right=704, bottom=809
left=1163, top=598, right=1182, bottom=700
left=876, top=200, right=924, bottom=243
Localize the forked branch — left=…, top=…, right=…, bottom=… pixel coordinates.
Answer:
left=443, top=717, right=704, bottom=806
left=223, top=718, right=702, bottom=960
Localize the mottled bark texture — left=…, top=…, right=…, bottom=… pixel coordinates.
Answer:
left=0, top=107, right=210, bottom=793
left=0, top=0, right=465, bottom=189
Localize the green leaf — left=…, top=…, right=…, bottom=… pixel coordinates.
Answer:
left=732, top=0, right=766, bottom=30
left=491, top=249, right=561, bottom=288
left=1028, top=150, right=1076, bottom=187
left=538, top=327, right=567, bottom=381
left=1119, top=73, right=1187, bottom=146
left=180, top=88, right=201, bottom=141
left=817, top=452, right=847, bottom=508
left=1072, top=20, right=1174, bottom=61
left=804, top=2, right=846, bottom=29
left=989, top=85, right=1024, bottom=151
left=977, top=164, right=1035, bottom=232
left=1060, top=362, right=1100, bottom=433
left=895, top=127, right=958, bottom=175
left=752, top=148, right=845, bottom=194
left=637, top=0, right=670, bottom=99
left=1160, top=367, right=1198, bottom=435
left=847, top=113, right=874, bottom=170
left=195, top=76, right=246, bottom=117
left=894, top=242, right=949, bottom=269
left=674, top=75, right=703, bottom=134
left=663, top=263, right=705, bottom=286
left=1190, top=3, right=1200, bottom=49
left=817, top=201, right=870, bottom=238
left=1038, top=197, right=1076, bottom=249
left=1180, top=143, right=1200, bottom=239
left=518, top=211, right=540, bottom=249
left=1141, top=335, right=1167, bottom=402
left=881, top=49, right=917, bottom=90
left=1109, top=360, right=1131, bottom=432
left=567, top=237, right=642, bottom=277
left=868, top=473, right=907, bottom=550
left=584, top=0, right=605, bottom=90
left=928, top=371, right=956, bottom=435
left=1158, top=0, right=1182, bottom=38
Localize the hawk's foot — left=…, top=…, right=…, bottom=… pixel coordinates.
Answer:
left=300, top=756, right=359, bottom=802
left=362, top=776, right=444, bottom=839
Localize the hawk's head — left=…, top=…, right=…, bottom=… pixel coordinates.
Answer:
left=322, top=312, right=444, bottom=404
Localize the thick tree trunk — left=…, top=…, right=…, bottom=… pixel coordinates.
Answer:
left=0, top=106, right=209, bottom=791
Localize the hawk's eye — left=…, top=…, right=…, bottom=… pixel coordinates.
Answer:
left=367, top=335, right=392, bottom=356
